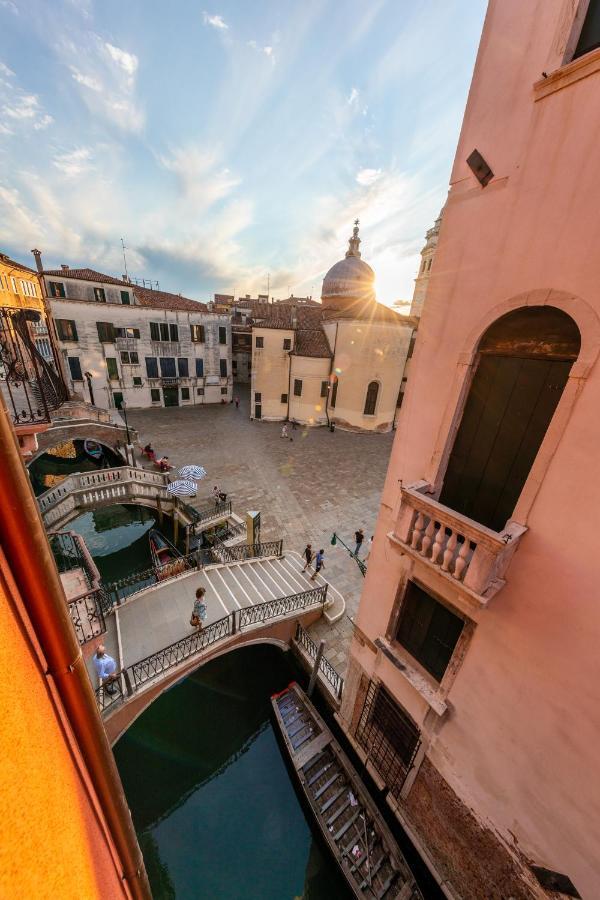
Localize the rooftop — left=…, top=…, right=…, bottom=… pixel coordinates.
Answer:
left=0, top=253, right=38, bottom=275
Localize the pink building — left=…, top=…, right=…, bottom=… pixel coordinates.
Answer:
left=339, top=3, right=600, bottom=898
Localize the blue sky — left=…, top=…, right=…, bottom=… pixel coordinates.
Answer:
left=0, top=0, right=487, bottom=307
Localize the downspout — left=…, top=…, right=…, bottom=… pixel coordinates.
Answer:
left=0, top=398, right=150, bottom=899
left=324, top=321, right=339, bottom=429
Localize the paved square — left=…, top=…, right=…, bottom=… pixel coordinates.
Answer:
left=127, top=386, right=394, bottom=674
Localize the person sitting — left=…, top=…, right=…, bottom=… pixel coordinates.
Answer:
left=213, top=484, right=227, bottom=505
left=143, top=442, right=156, bottom=461
left=156, top=455, right=172, bottom=472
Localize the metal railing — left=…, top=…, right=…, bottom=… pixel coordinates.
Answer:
left=187, top=499, right=232, bottom=528
left=95, top=677, right=126, bottom=713
left=50, top=530, right=101, bottom=589
left=211, top=540, right=283, bottom=563
left=238, top=586, right=326, bottom=628
left=104, top=551, right=200, bottom=604
left=331, top=532, right=367, bottom=577
left=68, top=587, right=110, bottom=644
left=295, top=623, right=344, bottom=699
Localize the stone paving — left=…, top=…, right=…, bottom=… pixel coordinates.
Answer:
left=127, top=386, right=394, bottom=676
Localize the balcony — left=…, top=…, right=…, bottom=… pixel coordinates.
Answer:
left=115, top=337, right=137, bottom=351
left=390, top=481, right=526, bottom=606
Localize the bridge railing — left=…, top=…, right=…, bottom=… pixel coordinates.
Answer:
left=294, top=622, right=344, bottom=700
left=50, top=530, right=101, bottom=589
left=104, top=551, right=201, bottom=604
left=68, top=587, right=111, bottom=644
left=211, top=540, right=283, bottom=564
left=187, top=499, right=232, bottom=528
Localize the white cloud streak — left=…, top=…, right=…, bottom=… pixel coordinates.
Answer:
left=203, top=12, right=228, bottom=30
left=356, top=167, right=382, bottom=186
left=53, top=147, right=94, bottom=177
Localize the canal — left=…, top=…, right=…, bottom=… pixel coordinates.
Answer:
left=114, top=644, right=353, bottom=900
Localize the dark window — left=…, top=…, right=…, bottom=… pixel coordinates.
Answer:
left=120, top=290, right=130, bottom=305
left=330, top=378, right=338, bottom=408
left=159, top=322, right=169, bottom=342
left=68, top=356, right=83, bottom=381
left=283, top=338, right=291, bottom=350
left=150, top=388, right=161, bottom=402
left=49, top=281, right=65, bottom=298
left=195, top=358, right=204, bottom=377
left=320, top=381, right=328, bottom=398
left=191, top=324, right=205, bottom=342
left=181, top=387, right=190, bottom=400
left=281, top=393, right=288, bottom=403
left=113, top=391, right=123, bottom=408
left=120, top=351, right=139, bottom=365
left=220, top=359, right=228, bottom=377
left=150, top=322, right=160, bottom=341
left=197, top=387, right=204, bottom=396
left=232, top=360, right=238, bottom=372
left=355, top=682, right=420, bottom=799
left=55, top=319, right=78, bottom=341
left=169, top=323, right=178, bottom=342
left=93, top=287, right=106, bottom=302
left=364, top=381, right=379, bottom=415
left=294, top=379, right=302, bottom=397
left=106, top=357, right=119, bottom=381
left=254, top=392, right=262, bottom=403
left=145, top=357, right=158, bottom=378
left=466, top=149, right=494, bottom=188
left=255, top=404, right=262, bottom=419
left=574, top=0, right=600, bottom=59
left=121, top=352, right=130, bottom=364
left=219, top=326, right=227, bottom=344
left=220, top=387, right=228, bottom=395
left=255, top=336, right=264, bottom=348
left=96, top=321, right=115, bottom=343
left=115, top=327, right=140, bottom=339
left=396, top=582, right=463, bottom=682
left=160, top=357, right=176, bottom=377
left=133, top=376, right=142, bottom=386
left=178, top=358, right=189, bottom=377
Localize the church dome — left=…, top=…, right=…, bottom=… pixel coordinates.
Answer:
left=321, top=221, right=375, bottom=307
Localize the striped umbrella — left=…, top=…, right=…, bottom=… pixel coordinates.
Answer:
left=178, top=465, right=207, bottom=480
left=167, top=479, right=198, bottom=497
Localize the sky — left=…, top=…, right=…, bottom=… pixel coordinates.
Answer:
left=0, top=0, right=487, bottom=308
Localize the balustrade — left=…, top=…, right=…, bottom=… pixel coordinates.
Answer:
left=294, top=623, right=344, bottom=699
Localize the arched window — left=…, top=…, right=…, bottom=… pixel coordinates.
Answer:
left=439, top=306, right=580, bottom=531
left=364, top=381, right=379, bottom=416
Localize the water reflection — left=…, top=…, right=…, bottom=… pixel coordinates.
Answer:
left=28, top=438, right=123, bottom=496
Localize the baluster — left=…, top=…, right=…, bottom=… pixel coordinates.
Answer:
left=452, top=537, right=470, bottom=581
left=420, top=519, right=435, bottom=557
left=442, top=531, right=457, bottom=572
left=431, top=522, right=446, bottom=565
left=410, top=512, right=425, bottom=550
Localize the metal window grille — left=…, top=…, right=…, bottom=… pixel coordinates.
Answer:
left=356, top=681, right=420, bottom=798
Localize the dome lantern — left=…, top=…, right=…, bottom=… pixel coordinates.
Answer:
left=321, top=221, right=375, bottom=309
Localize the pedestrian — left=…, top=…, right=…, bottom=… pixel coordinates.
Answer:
left=235, top=396, right=240, bottom=409
left=190, top=586, right=207, bottom=630
left=157, top=455, right=172, bottom=472
left=354, top=528, right=365, bottom=557
left=143, top=442, right=155, bottom=461
left=302, top=543, right=313, bottom=572
left=93, top=644, right=118, bottom=694
left=291, top=420, right=298, bottom=430
left=365, top=535, right=374, bottom=561
left=281, top=423, right=288, bottom=439
left=310, top=548, right=325, bottom=581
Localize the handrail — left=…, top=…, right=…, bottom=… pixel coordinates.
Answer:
left=187, top=499, right=232, bottom=527
left=331, top=532, right=367, bottom=577
left=37, top=465, right=169, bottom=510
left=68, top=588, right=109, bottom=645
left=294, top=622, right=344, bottom=699
left=49, top=530, right=101, bottom=589
left=211, top=540, right=283, bottom=563
left=104, top=551, right=200, bottom=604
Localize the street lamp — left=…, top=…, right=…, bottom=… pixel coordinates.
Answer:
left=120, top=398, right=131, bottom=445
left=84, top=371, right=95, bottom=407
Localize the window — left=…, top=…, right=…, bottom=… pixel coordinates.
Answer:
left=283, top=338, right=291, bottom=350
left=170, top=323, right=178, bottom=342
left=160, top=322, right=169, bottom=341
left=191, top=324, right=205, bottom=343
left=55, top=319, right=78, bottom=341
left=220, top=387, right=228, bottom=395
left=49, top=282, right=66, bottom=298
left=106, top=358, right=119, bottom=381
left=574, top=0, right=600, bottom=58
left=150, top=321, right=177, bottom=342
left=330, top=378, right=338, bottom=408
left=150, top=388, right=161, bottom=402
left=145, top=357, right=159, bottom=379
left=116, top=327, right=140, bottom=339
left=220, top=359, right=228, bottom=377
left=96, top=322, right=115, bottom=343
left=320, top=381, right=328, bottom=398
left=219, top=326, right=227, bottom=344
left=181, top=387, right=190, bottom=400
left=255, top=336, right=264, bottom=348
left=232, top=360, right=238, bottom=373
left=120, top=352, right=139, bottom=365
left=363, top=381, right=379, bottom=415
left=150, top=322, right=160, bottom=341
left=120, top=290, right=131, bottom=305
left=10, top=276, right=16, bottom=292
left=67, top=357, right=83, bottom=381
left=160, top=357, right=176, bottom=377
left=396, top=582, right=463, bottom=682
left=254, top=392, right=262, bottom=403
left=178, top=358, right=189, bottom=377
left=197, top=387, right=204, bottom=396
left=255, top=404, right=262, bottom=419
left=113, top=391, right=124, bottom=408
left=281, top=393, right=288, bottom=404
left=93, top=287, right=106, bottom=302
left=133, top=376, right=142, bottom=386
left=294, top=379, right=302, bottom=397
left=195, top=358, right=204, bottom=377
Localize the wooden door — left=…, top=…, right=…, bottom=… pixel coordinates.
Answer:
left=162, top=387, right=179, bottom=407
left=439, top=355, right=572, bottom=531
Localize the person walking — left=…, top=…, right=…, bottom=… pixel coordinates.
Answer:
left=310, top=549, right=325, bottom=581
left=354, top=528, right=365, bottom=557
left=235, top=396, right=240, bottom=409
left=302, top=543, right=313, bottom=572
left=190, top=586, right=207, bottom=630
left=281, top=423, right=289, bottom=439
left=93, top=644, right=119, bottom=694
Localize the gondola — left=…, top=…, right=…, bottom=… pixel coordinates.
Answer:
left=83, top=439, right=103, bottom=461
left=271, top=683, right=423, bottom=900
left=148, top=529, right=187, bottom=580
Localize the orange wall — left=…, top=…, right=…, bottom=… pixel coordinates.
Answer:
left=0, top=553, right=129, bottom=899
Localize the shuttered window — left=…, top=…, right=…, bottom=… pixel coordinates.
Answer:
left=68, top=357, right=83, bottom=381
left=55, top=319, right=78, bottom=341
left=363, top=381, right=379, bottom=415
left=220, top=359, right=228, bottom=377
left=106, top=358, right=119, bottom=381
left=178, top=358, right=189, bottom=377
left=195, top=358, right=204, bottom=377
left=145, top=357, right=159, bottom=378
left=191, top=324, right=205, bottom=342
left=159, top=357, right=176, bottom=377
left=396, top=582, right=463, bottom=682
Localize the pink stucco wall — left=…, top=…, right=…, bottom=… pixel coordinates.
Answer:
left=353, top=2, right=600, bottom=896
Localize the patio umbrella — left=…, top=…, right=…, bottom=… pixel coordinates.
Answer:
left=178, top=465, right=207, bottom=480
left=167, top=479, right=198, bottom=497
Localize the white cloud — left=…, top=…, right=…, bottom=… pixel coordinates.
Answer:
left=0, top=62, right=15, bottom=78
left=4, top=93, right=39, bottom=119
left=356, top=167, right=382, bottom=186
left=247, top=40, right=275, bottom=61
left=104, top=42, right=138, bottom=77
left=70, top=67, right=102, bottom=91
left=203, top=12, right=228, bottom=30
left=53, top=147, right=94, bottom=177
left=33, top=113, right=53, bottom=130
left=347, top=87, right=359, bottom=105
left=0, top=75, right=53, bottom=133
left=159, top=143, right=241, bottom=212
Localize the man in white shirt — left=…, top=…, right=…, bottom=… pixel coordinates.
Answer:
left=93, top=644, right=118, bottom=694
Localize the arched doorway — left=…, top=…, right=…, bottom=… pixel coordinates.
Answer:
left=438, top=306, right=581, bottom=531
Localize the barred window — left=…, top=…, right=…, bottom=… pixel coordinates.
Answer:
left=356, top=682, right=420, bottom=798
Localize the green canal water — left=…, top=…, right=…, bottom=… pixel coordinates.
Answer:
left=114, top=645, right=353, bottom=900
left=29, top=438, right=123, bottom=496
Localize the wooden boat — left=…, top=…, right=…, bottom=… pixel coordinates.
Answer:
left=149, top=529, right=187, bottom=580
left=271, top=683, right=423, bottom=900
left=83, top=439, right=103, bottom=460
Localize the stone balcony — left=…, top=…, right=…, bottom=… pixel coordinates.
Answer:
left=389, top=480, right=526, bottom=607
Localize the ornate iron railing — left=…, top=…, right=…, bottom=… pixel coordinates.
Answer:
left=212, top=540, right=283, bottom=563
left=238, top=585, right=326, bottom=628
left=95, top=677, right=125, bottom=713
left=294, top=622, right=344, bottom=699
left=50, top=530, right=101, bottom=589
left=68, top=588, right=109, bottom=644
left=104, top=551, right=200, bottom=604
left=187, top=499, right=232, bottom=528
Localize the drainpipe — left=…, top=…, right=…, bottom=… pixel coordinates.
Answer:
left=31, top=248, right=72, bottom=399
left=0, top=398, right=150, bottom=899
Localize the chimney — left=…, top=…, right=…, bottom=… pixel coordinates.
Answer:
left=61, top=264, right=69, bottom=271
left=31, top=249, right=44, bottom=273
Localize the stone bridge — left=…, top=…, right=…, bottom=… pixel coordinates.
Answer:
left=30, top=400, right=134, bottom=463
